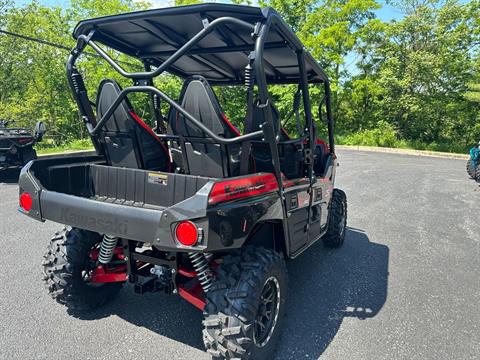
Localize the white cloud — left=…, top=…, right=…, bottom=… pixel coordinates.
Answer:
left=147, top=0, right=172, bottom=9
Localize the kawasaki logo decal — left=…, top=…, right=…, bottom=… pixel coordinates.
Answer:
left=60, top=208, right=128, bottom=235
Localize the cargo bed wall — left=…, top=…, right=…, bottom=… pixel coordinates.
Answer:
left=90, top=165, right=213, bottom=208
left=31, top=155, right=104, bottom=197
left=31, top=157, right=214, bottom=208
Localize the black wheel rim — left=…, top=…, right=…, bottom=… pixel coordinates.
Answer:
left=253, top=276, right=281, bottom=348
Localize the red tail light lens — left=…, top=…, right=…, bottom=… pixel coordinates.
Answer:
left=208, top=174, right=279, bottom=205
left=19, top=192, right=33, bottom=212
left=175, top=221, right=198, bottom=246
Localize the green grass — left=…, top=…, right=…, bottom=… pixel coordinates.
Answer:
left=36, top=139, right=93, bottom=155
left=336, top=136, right=468, bottom=154
left=335, top=121, right=468, bottom=154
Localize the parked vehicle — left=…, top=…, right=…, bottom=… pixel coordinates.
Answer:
left=0, top=120, right=45, bottom=170
left=18, top=4, right=347, bottom=359
left=467, top=142, right=480, bottom=181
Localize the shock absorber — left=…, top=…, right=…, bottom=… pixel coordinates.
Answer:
left=153, top=93, right=161, bottom=111
left=70, top=69, right=86, bottom=94
left=244, top=61, right=254, bottom=91
left=188, top=252, right=213, bottom=292
left=98, top=234, right=118, bottom=264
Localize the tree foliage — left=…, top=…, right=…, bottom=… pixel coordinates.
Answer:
left=0, top=0, right=479, bottom=150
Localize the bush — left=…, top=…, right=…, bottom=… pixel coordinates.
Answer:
left=340, top=120, right=398, bottom=147
left=336, top=120, right=468, bottom=154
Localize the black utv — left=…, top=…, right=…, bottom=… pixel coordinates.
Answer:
left=18, top=4, right=347, bottom=359
left=0, top=120, right=45, bottom=170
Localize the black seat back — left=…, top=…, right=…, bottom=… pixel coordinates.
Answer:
left=249, top=102, right=304, bottom=179
left=169, top=76, right=241, bottom=178
left=170, top=76, right=239, bottom=139
left=96, top=79, right=170, bottom=171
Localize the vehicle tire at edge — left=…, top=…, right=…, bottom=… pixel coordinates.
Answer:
left=322, top=188, right=347, bottom=248
left=203, top=246, right=287, bottom=359
left=467, top=159, right=476, bottom=178
left=43, top=227, right=124, bottom=311
left=475, top=164, right=480, bottom=183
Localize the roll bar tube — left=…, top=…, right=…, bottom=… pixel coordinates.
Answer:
left=265, top=10, right=335, bottom=153
left=76, top=17, right=255, bottom=80
left=68, top=10, right=334, bottom=156
left=253, top=13, right=292, bottom=256
left=91, top=85, right=263, bottom=145
left=324, top=83, right=335, bottom=153
left=254, top=18, right=284, bottom=187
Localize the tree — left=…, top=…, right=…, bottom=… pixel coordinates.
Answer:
left=466, top=83, right=480, bottom=103
left=259, top=0, right=316, bottom=31
left=0, top=2, right=75, bottom=139
left=300, top=0, right=380, bottom=113
left=371, top=0, right=480, bottom=146
left=0, top=0, right=151, bottom=142
left=71, top=0, right=150, bottom=19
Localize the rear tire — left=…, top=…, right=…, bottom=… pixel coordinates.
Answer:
left=323, top=188, right=347, bottom=248
left=43, top=227, right=124, bottom=311
left=467, top=159, right=476, bottom=178
left=203, top=246, right=287, bottom=359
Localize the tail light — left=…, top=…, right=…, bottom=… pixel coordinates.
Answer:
left=175, top=221, right=198, bottom=246
left=19, top=192, right=33, bottom=212
left=208, top=174, right=279, bottom=205
left=17, top=137, right=33, bottom=144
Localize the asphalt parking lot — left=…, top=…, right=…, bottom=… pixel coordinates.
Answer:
left=0, top=149, right=479, bottom=360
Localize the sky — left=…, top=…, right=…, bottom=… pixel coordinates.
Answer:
left=13, top=0, right=406, bottom=22
left=375, top=1, right=404, bottom=21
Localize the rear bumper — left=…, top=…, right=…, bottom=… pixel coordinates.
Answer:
left=18, top=158, right=213, bottom=251
left=40, top=191, right=164, bottom=242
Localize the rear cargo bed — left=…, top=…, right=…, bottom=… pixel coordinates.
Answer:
left=31, top=157, right=215, bottom=208
left=20, top=156, right=217, bottom=246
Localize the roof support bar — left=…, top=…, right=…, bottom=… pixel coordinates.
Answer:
left=138, top=41, right=287, bottom=58
left=77, top=17, right=255, bottom=80
left=88, top=85, right=263, bottom=145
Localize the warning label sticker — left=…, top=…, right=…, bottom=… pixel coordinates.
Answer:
left=148, top=172, right=168, bottom=186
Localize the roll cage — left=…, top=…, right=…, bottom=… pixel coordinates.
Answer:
left=67, top=4, right=335, bottom=190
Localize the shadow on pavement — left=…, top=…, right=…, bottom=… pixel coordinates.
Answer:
left=0, top=168, right=20, bottom=184
left=276, top=227, right=389, bottom=359
left=69, top=227, right=389, bottom=355
left=69, top=283, right=205, bottom=350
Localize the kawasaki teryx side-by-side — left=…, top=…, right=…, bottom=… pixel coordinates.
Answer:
left=18, top=4, right=347, bottom=359
left=0, top=120, right=45, bottom=170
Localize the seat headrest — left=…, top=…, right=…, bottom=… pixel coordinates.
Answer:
left=170, top=75, right=239, bottom=138
left=96, top=79, right=133, bottom=131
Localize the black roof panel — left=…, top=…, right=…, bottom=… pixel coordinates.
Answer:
left=73, top=4, right=327, bottom=85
